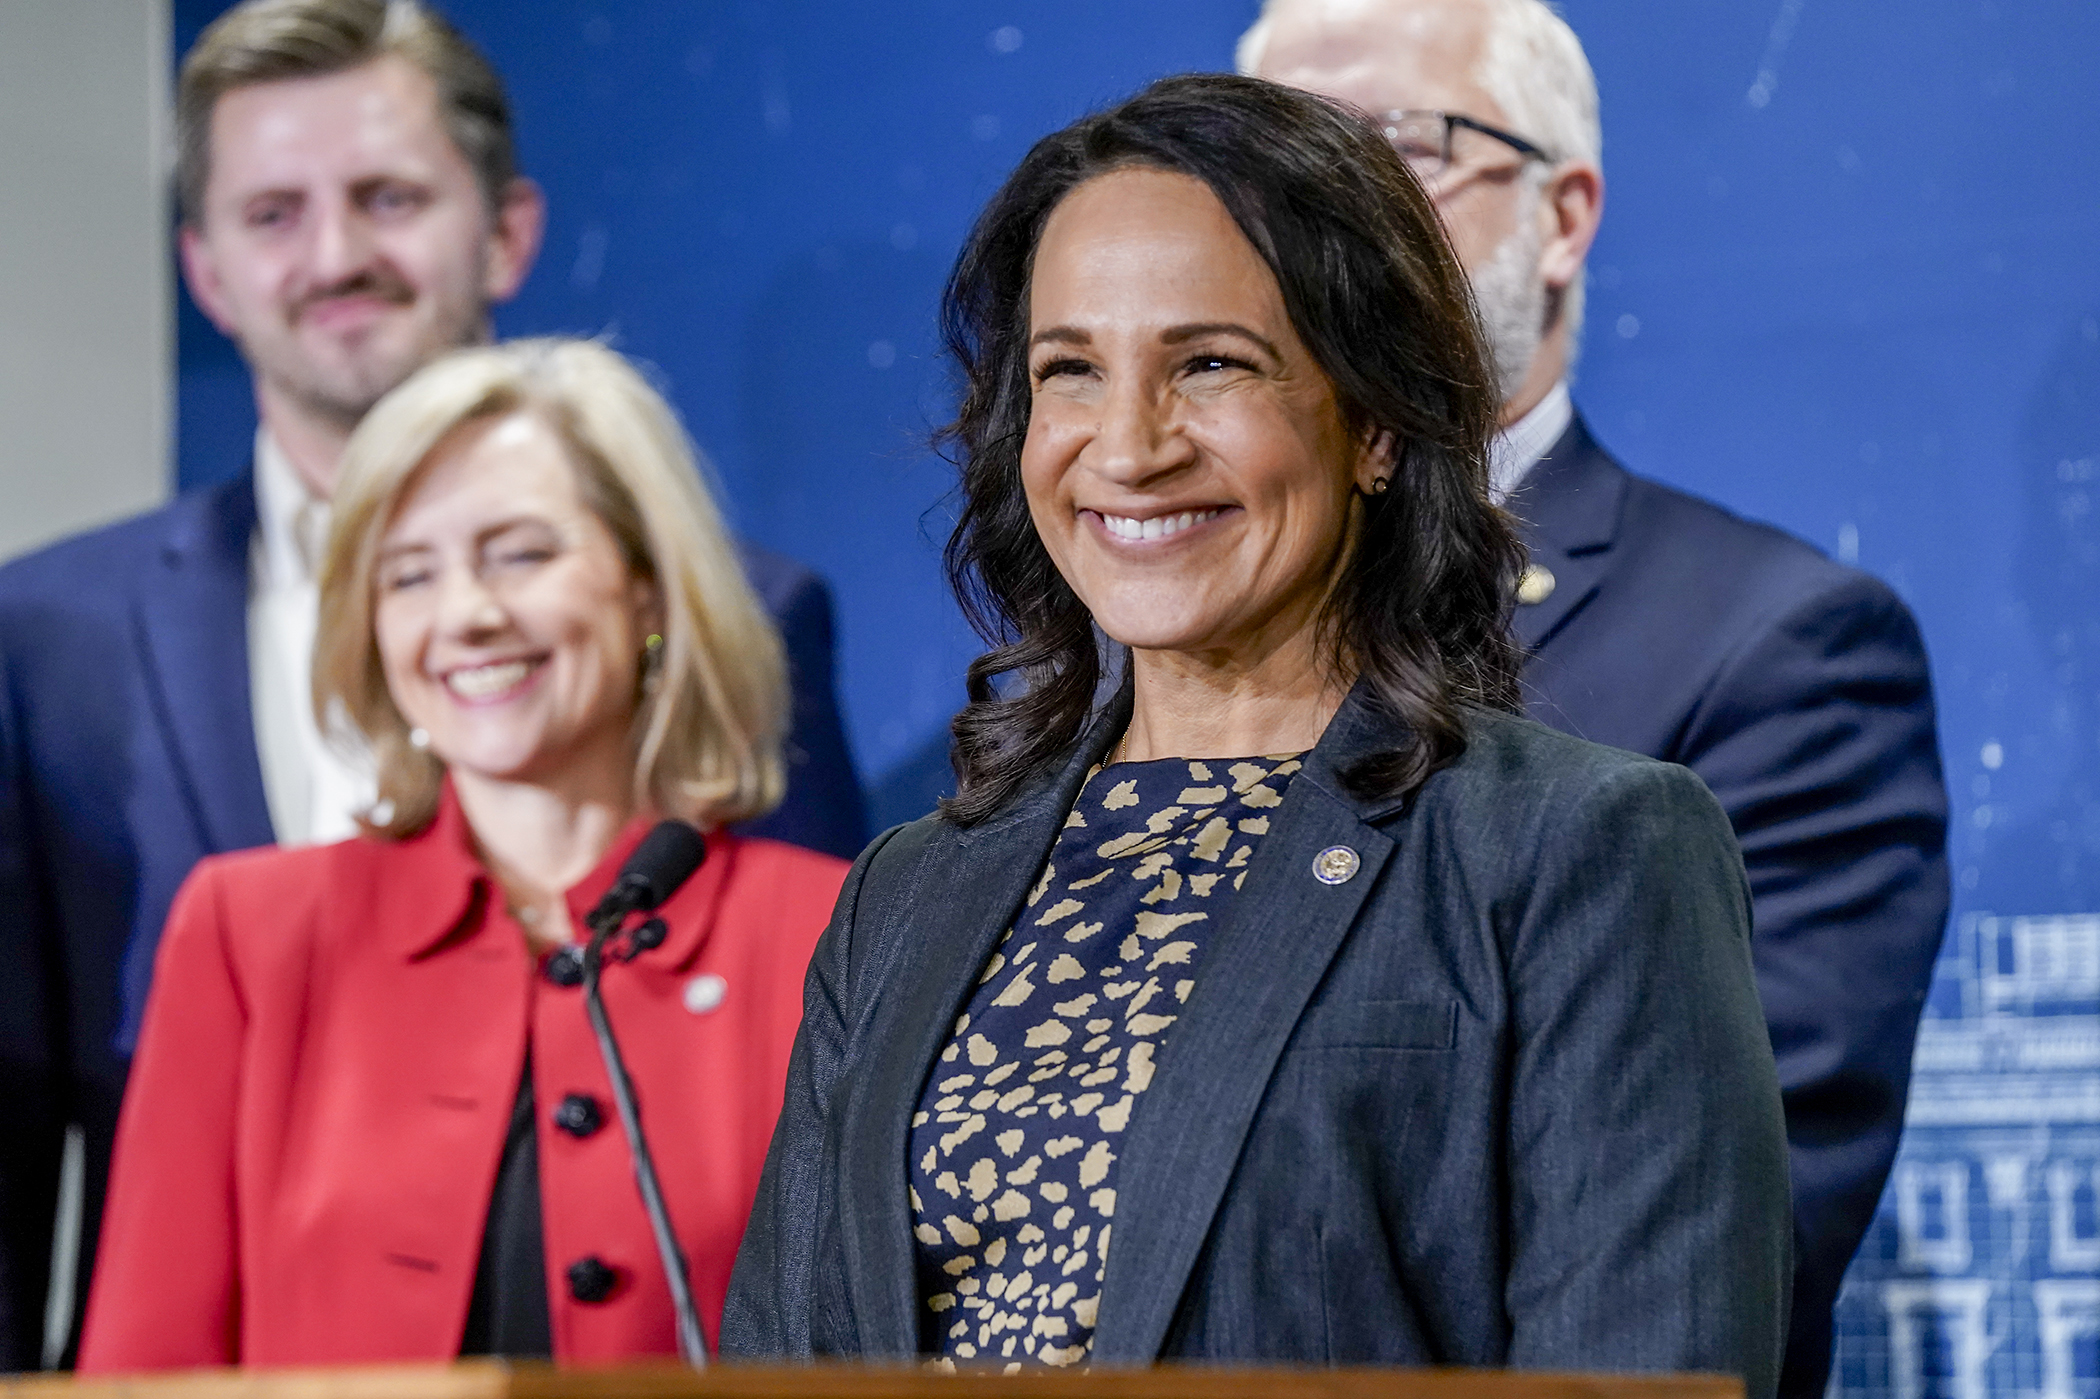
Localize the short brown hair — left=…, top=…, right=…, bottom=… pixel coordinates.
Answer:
left=317, top=339, right=791, bottom=839
left=177, top=0, right=516, bottom=227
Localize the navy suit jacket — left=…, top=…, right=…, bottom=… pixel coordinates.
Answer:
left=723, top=688, right=1792, bottom=1397
left=1508, top=415, right=1950, bottom=1399
left=0, top=473, right=866, bottom=1368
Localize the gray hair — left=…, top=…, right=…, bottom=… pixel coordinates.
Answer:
left=1238, top=0, right=1599, bottom=170
left=1471, top=0, right=1600, bottom=171
left=1238, top=0, right=1601, bottom=363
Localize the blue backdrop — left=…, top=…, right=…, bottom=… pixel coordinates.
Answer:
left=172, top=4, right=2100, bottom=1394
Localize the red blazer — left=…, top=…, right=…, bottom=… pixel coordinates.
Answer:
left=78, top=790, right=847, bottom=1370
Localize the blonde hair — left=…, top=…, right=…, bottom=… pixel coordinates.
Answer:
left=316, top=338, right=788, bottom=839
left=177, top=0, right=515, bottom=227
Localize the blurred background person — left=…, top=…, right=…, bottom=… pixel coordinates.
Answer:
left=78, top=337, right=847, bottom=1368
left=0, top=0, right=864, bottom=1366
left=1242, top=4, right=1951, bottom=1392
left=725, top=75, right=1790, bottom=1392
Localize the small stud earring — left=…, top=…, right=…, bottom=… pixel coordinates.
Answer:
left=641, top=633, right=665, bottom=695
left=1367, top=475, right=1391, bottom=496
left=408, top=727, right=430, bottom=751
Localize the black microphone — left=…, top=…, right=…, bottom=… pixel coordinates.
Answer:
left=587, top=819, right=707, bottom=933
left=579, top=820, right=709, bottom=1366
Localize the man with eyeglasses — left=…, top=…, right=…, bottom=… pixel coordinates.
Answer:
left=1243, top=2, right=1950, bottom=1395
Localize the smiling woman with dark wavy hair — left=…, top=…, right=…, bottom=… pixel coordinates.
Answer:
left=724, top=74, right=1790, bottom=1395
left=937, top=72, right=1521, bottom=820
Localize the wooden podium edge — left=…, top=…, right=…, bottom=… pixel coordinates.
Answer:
left=3, top=1361, right=1742, bottom=1399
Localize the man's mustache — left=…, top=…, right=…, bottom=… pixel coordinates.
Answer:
left=291, top=270, right=416, bottom=321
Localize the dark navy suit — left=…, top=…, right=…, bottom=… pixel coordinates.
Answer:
left=0, top=474, right=866, bottom=1368
left=1508, top=415, right=1950, bottom=1399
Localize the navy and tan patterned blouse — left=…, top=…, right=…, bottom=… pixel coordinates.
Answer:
left=907, top=752, right=1303, bottom=1369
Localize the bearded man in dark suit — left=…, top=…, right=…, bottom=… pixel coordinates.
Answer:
left=1246, top=2, right=1950, bottom=1394
left=0, top=0, right=865, bottom=1367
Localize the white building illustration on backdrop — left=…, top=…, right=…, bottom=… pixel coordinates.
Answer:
left=1833, top=912, right=2100, bottom=1399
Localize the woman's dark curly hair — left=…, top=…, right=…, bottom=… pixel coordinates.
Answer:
left=938, top=73, right=1525, bottom=825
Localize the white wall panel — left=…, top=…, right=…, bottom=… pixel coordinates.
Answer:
left=0, top=0, right=172, bottom=563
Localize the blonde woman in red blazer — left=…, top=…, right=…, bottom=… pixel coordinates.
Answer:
left=79, top=339, right=849, bottom=1369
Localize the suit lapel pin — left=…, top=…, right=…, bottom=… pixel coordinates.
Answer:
left=1517, top=564, right=1556, bottom=605
left=1312, top=846, right=1361, bottom=885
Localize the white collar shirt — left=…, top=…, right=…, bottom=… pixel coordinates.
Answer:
left=1488, top=378, right=1574, bottom=505
left=248, top=431, right=375, bottom=847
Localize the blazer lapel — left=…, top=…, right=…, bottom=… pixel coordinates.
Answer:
left=131, top=475, right=275, bottom=854
left=1090, top=688, right=1405, bottom=1362
left=1504, top=413, right=1625, bottom=654
left=836, top=695, right=1130, bottom=1354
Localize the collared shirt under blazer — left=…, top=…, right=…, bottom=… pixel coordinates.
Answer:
left=723, top=685, right=1793, bottom=1399
left=79, top=787, right=847, bottom=1369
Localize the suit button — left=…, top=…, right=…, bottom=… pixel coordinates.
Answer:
left=543, top=945, right=585, bottom=987
left=566, top=1256, right=618, bottom=1303
left=553, top=1093, right=604, bottom=1138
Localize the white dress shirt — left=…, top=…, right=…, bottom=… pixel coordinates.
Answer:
left=248, top=432, right=376, bottom=847
left=1488, top=378, right=1574, bottom=504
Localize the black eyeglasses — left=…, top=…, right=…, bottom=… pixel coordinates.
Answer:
left=1379, top=110, right=1552, bottom=189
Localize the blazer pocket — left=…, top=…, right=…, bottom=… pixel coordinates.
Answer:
left=1298, top=998, right=1456, bottom=1051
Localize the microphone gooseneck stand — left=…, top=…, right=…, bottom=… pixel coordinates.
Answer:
left=578, top=823, right=710, bottom=1367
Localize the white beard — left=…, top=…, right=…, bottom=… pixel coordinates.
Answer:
left=1468, top=197, right=1549, bottom=404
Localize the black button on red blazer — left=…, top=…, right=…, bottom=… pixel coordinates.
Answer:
left=554, top=1094, right=605, bottom=1139
left=566, top=1257, right=618, bottom=1305
left=77, top=785, right=848, bottom=1368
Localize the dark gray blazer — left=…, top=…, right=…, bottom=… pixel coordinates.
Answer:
left=722, top=686, right=1792, bottom=1398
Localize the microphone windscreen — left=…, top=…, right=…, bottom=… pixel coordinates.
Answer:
left=624, top=821, right=707, bottom=910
